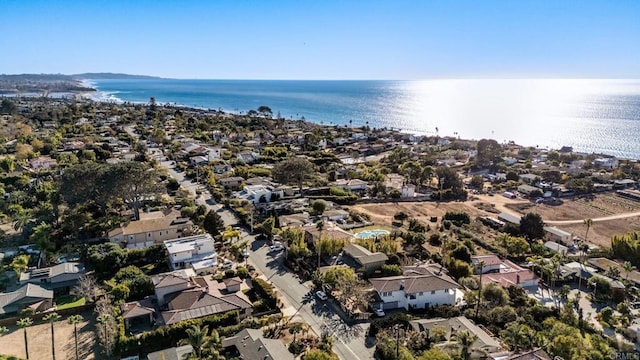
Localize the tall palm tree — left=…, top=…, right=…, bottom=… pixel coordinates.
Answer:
left=43, top=312, right=61, bottom=360
left=180, top=324, right=211, bottom=359
left=583, top=218, right=593, bottom=243
left=622, top=261, right=635, bottom=283
left=96, top=314, right=112, bottom=357
left=557, top=285, right=571, bottom=309
left=454, top=330, right=478, bottom=360
left=67, top=314, right=84, bottom=360
left=475, top=260, right=485, bottom=320
left=17, top=317, right=33, bottom=360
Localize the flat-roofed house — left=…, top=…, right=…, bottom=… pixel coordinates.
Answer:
left=543, top=226, right=572, bottom=244
left=164, top=234, right=218, bottom=273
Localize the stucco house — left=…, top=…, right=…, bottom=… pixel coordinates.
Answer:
left=342, top=244, right=388, bottom=274
left=223, top=328, right=294, bottom=360
left=108, top=209, right=193, bottom=249
left=0, top=283, right=53, bottom=316
left=370, top=264, right=463, bottom=311
left=164, top=234, right=218, bottom=273
left=471, top=255, right=538, bottom=289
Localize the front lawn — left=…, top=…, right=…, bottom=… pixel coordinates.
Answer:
left=55, top=295, right=86, bottom=310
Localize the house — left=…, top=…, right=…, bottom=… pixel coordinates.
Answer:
left=122, top=298, right=155, bottom=332
left=152, top=269, right=197, bottom=306
left=402, top=184, right=415, bottom=198
left=222, top=328, right=294, bottom=360
left=212, top=164, right=233, bottom=175
left=19, top=262, right=85, bottom=295
left=323, top=209, right=350, bottom=222
left=0, top=283, right=53, bottom=315
left=342, top=244, right=388, bottom=274
left=237, top=150, right=260, bottom=164
left=593, top=157, right=619, bottom=170
left=160, top=276, right=252, bottom=325
left=303, top=223, right=353, bottom=244
left=519, top=174, right=539, bottom=184
left=487, top=348, right=552, bottom=360
left=410, top=316, right=502, bottom=358
left=498, top=212, right=521, bottom=225
left=218, top=176, right=244, bottom=189
left=330, top=179, right=368, bottom=192
left=234, top=184, right=283, bottom=204
left=369, top=265, right=463, bottom=311
left=63, top=140, right=85, bottom=151
left=278, top=213, right=311, bottom=228
left=146, top=345, right=193, bottom=360
left=613, top=179, right=636, bottom=189
left=544, top=241, right=568, bottom=255
left=517, top=184, right=540, bottom=197
left=29, top=156, right=57, bottom=170
left=587, top=257, right=640, bottom=286
left=471, top=255, right=538, bottom=289
left=108, top=209, right=193, bottom=249
left=384, top=173, right=406, bottom=191
left=543, top=227, right=572, bottom=244
left=164, top=234, right=218, bottom=273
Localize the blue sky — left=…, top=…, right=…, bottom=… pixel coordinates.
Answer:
left=1, top=0, right=639, bottom=79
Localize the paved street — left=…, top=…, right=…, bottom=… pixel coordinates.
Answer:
left=127, top=126, right=374, bottom=359
left=248, top=242, right=375, bottom=360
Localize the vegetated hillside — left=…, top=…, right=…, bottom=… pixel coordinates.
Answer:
left=0, top=74, right=93, bottom=94
left=72, top=72, right=161, bottom=80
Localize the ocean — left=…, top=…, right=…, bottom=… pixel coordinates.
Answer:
left=88, top=78, right=640, bottom=159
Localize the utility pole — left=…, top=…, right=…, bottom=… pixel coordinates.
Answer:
left=394, top=324, right=400, bottom=360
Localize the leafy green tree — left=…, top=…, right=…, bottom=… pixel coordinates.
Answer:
left=435, top=166, right=466, bottom=198
left=482, top=282, right=509, bottom=306
left=112, top=265, right=154, bottom=300
left=304, top=349, right=339, bottom=360
left=311, top=199, right=327, bottom=215
left=470, top=175, right=485, bottom=189
left=500, top=323, right=535, bottom=352
left=30, top=222, right=54, bottom=265
left=476, top=138, right=502, bottom=166
left=417, top=348, right=451, bottom=360
left=202, top=210, right=225, bottom=237
left=454, top=330, right=478, bottom=360
left=257, top=217, right=275, bottom=240
left=520, top=213, right=545, bottom=240
left=381, top=264, right=403, bottom=276
left=272, top=157, right=315, bottom=194
left=321, top=266, right=356, bottom=290
left=505, top=236, right=531, bottom=258
left=87, top=243, right=127, bottom=279
left=10, top=254, right=30, bottom=276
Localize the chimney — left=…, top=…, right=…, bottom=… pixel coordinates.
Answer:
left=516, top=274, right=520, bottom=284
left=400, top=280, right=405, bottom=290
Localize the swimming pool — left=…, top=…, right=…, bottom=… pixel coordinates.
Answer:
left=355, top=229, right=390, bottom=239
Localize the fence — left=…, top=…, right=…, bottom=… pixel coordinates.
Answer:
left=0, top=303, right=95, bottom=326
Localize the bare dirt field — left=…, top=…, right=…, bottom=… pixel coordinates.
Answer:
left=0, top=312, right=96, bottom=360
left=349, top=192, right=640, bottom=250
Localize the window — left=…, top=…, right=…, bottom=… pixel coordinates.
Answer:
left=382, top=292, right=392, bottom=297
left=431, top=290, right=436, bottom=294
left=409, top=294, right=416, bottom=300
left=147, top=233, right=152, bottom=237
left=419, top=292, right=424, bottom=296
left=445, top=289, right=450, bottom=294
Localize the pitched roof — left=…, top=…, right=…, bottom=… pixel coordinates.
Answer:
left=152, top=273, right=193, bottom=289
left=162, top=289, right=251, bottom=325
left=20, top=262, right=85, bottom=283
left=222, top=328, right=294, bottom=360
left=108, top=210, right=189, bottom=237
left=343, top=244, right=388, bottom=265
left=488, top=348, right=552, bottom=360
left=147, top=345, right=194, bottom=360
left=370, top=266, right=460, bottom=294
left=122, top=298, right=155, bottom=320
left=0, top=283, right=53, bottom=315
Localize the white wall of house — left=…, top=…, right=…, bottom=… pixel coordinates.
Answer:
left=402, top=185, right=415, bottom=198
left=156, top=282, right=191, bottom=306
left=378, top=288, right=462, bottom=310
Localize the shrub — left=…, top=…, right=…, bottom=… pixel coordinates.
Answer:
left=443, top=211, right=471, bottom=226
left=429, top=234, right=442, bottom=246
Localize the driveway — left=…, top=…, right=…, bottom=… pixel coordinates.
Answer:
left=248, top=241, right=374, bottom=360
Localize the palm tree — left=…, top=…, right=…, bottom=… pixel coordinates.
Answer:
left=43, top=312, right=61, bottom=360
left=454, top=330, right=478, bottom=360
left=180, top=324, right=211, bottom=359
left=557, top=285, right=571, bottom=309
left=17, top=317, right=33, bottom=360
left=583, top=218, right=593, bottom=243
left=96, top=314, right=112, bottom=357
left=67, top=315, right=84, bottom=360
left=315, top=220, right=325, bottom=268
left=475, top=260, right=485, bottom=320
left=622, top=261, right=635, bottom=283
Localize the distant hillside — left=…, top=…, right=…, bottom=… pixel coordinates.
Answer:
left=72, top=73, right=161, bottom=80
left=0, top=74, right=94, bottom=94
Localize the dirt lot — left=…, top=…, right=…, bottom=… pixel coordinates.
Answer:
left=0, top=313, right=96, bottom=360
left=349, top=192, right=640, bottom=250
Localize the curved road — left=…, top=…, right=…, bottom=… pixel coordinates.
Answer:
left=545, top=210, right=640, bottom=225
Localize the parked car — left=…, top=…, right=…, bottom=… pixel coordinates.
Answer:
left=269, top=242, right=284, bottom=253
left=315, top=291, right=328, bottom=301
left=242, top=248, right=250, bottom=258
left=373, top=308, right=385, bottom=317
left=220, top=259, right=234, bottom=269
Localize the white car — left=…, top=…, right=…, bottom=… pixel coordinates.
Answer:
left=220, top=259, right=234, bottom=269
left=373, top=308, right=385, bottom=317
left=269, top=244, right=284, bottom=253
left=242, top=249, right=250, bottom=258
left=315, top=291, right=328, bottom=301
